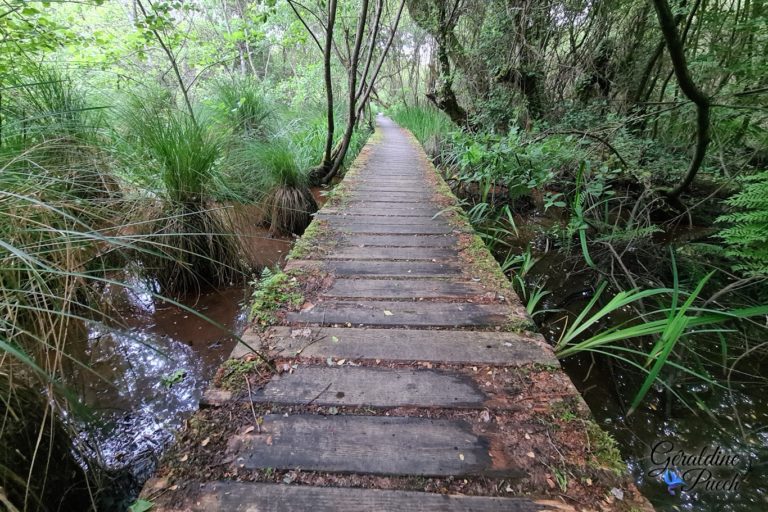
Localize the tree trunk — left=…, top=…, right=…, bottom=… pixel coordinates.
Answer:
left=651, top=0, right=711, bottom=205
left=322, top=0, right=370, bottom=185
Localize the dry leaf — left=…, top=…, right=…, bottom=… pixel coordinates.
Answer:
left=179, top=454, right=188, bottom=462
left=201, top=437, right=210, bottom=447
left=459, top=453, right=465, bottom=461
left=243, top=425, right=255, bottom=435
left=383, top=310, right=393, bottom=316
left=526, top=451, right=535, bottom=459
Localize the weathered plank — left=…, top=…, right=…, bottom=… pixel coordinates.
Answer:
left=287, top=300, right=517, bottom=327
left=338, top=234, right=458, bottom=248
left=175, top=482, right=573, bottom=512
left=262, top=327, right=559, bottom=366
left=336, top=223, right=453, bottom=235
left=228, top=414, right=498, bottom=476
left=325, top=246, right=457, bottom=260
left=324, top=278, right=486, bottom=299
left=341, top=207, right=445, bottom=217
left=314, top=260, right=462, bottom=277
left=318, top=214, right=447, bottom=225
left=347, top=195, right=436, bottom=204
left=352, top=181, right=426, bottom=187
left=251, top=366, right=487, bottom=408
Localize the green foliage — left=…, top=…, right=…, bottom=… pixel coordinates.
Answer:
left=128, top=499, right=154, bottom=512
left=554, top=267, right=768, bottom=413
left=447, top=130, right=572, bottom=202
left=717, top=172, right=768, bottom=276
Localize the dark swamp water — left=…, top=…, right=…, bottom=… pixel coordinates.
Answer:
left=66, top=227, right=292, bottom=510
left=500, top=216, right=768, bottom=511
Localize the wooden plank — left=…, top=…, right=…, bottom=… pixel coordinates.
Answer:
left=335, top=209, right=442, bottom=217
left=335, top=223, right=453, bottom=234
left=347, top=195, right=435, bottom=203
left=353, top=181, right=426, bottom=187
left=325, top=246, right=457, bottom=260
left=338, top=234, right=458, bottom=248
left=353, top=187, right=432, bottom=194
left=341, top=207, right=445, bottom=217
left=325, top=278, right=486, bottom=299
left=228, top=414, right=497, bottom=476
left=318, top=214, right=446, bottom=225
left=251, top=366, right=487, bottom=408
left=287, top=300, right=516, bottom=327
left=315, top=260, right=461, bottom=277
left=179, top=482, right=573, bottom=511
left=264, top=327, right=559, bottom=366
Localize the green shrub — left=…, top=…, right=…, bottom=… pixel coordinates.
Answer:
left=121, top=98, right=246, bottom=293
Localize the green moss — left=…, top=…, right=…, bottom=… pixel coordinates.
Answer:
left=217, top=358, right=263, bottom=391
left=288, top=219, right=332, bottom=260
left=550, top=397, right=582, bottom=423
left=249, top=271, right=303, bottom=328
left=585, top=419, right=626, bottom=475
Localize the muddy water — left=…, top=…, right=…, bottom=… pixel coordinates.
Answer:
left=499, top=218, right=768, bottom=511
left=68, top=221, right=293, bottom=509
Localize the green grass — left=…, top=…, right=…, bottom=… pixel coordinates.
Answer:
left=122, top=100, right=222, bottom=204
left=249, top=269, right=304, bottom=328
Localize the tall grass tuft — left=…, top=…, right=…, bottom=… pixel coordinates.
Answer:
left=121, top=99, right=245, bottom=294
left=234, top=137, right=318, bottom=235
left=553, top=256, right=768, bottom=414
left=210, top=76, right=273, bottom=138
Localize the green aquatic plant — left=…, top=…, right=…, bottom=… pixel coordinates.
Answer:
left=554, top=254, right=768, bottom=414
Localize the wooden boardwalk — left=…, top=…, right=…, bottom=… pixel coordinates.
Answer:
left=142, top=118, right=651, bottom=511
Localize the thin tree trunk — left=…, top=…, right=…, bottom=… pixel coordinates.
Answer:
left=135, top=0, right=196, bottom=123
left=323, top=0, right=371, bottom=184
left=651, top=0, right=711, bottom=204
left=321, top=0, right=338, bottom=170
left=355, top=0, right=406, bottom=121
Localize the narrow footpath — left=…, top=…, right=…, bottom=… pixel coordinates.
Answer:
left=142, top=118, right=652, bottom=511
